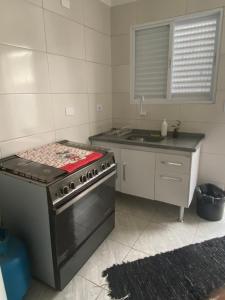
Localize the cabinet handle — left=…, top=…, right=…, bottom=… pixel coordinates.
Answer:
left=160, top=175, right=182, bottom=182
left=161, top=161, right=183, bottom=167
left=123, top=163, right=126, bottom=181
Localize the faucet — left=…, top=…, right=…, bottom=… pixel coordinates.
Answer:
left=171, top=120, right=181, bottom=138
left=139, top=96, right=147, bottom=116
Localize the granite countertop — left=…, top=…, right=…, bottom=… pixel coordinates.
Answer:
left=89, top=129, right=205, bottom=152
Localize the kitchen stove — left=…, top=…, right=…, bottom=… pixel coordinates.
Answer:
left=0, top=140, right=116, bottom=290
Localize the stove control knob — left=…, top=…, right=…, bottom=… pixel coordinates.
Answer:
left=106, top=161, right=111, bottom=168
left=87, top=171, right=92, bottom=179
left=80, top=175, right=87, bottom=183
left=101, top=163, right=106, bottom=170
left=63, top=186, right=69, bottom=194
left=93, top=169, right=98, bottom=176
left=69, top=182, right=75, bottom=189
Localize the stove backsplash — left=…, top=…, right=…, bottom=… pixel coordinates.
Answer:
left=0, top=0, right=112, bottom=159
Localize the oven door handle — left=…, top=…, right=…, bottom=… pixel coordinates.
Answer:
left=54, top=170, right=116, bottom=215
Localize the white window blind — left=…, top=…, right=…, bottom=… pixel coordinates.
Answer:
left=134, top=25, right=170, bottom=99
left=171, top=13, right=220, bottom=100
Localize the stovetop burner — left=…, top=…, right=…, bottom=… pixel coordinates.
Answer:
left=0, top=157, right=66, bottom=183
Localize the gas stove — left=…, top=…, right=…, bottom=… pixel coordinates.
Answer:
left=0, top=140, right=116, bottom=206
left=0, top=140, right=116, bottom=290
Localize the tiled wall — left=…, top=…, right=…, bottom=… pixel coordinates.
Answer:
left=0, top=0, right=112, bottom=158
left=111, top=0, right=225, bottom=188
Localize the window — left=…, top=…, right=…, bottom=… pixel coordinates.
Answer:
left=131, top=10, right=222, bottom=104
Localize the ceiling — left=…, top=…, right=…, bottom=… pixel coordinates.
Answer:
left=100, top=0, right=136, bottom=7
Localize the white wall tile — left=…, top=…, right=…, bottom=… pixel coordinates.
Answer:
left=136, top=119, right=161, bottom=130
left=0, top=0, right=113, bottom=155
left=55, top=124, right=90, bottom=144
left=199, top=153, right=225, bottom=185
left=146, top=104, right=181, bottom=122
left=186, top=0, right=225, bottom=13
left=111, top=2, right=136, bottom=35
left=85, top=27, right=111, bottom=65
left=112, top=65, right=130, bottom=93
left=0, top=0, right=112, bottom=157
left=136, top=0, right=186, bottom=24
left=0, top=94, right=53, bottom=142
left=53, top=94, right=89, bottom=129
left=112, top=117, right=137, bottom=129
left=0, top=45, right=49, bottom=94
left=86, top=62, right=112, bottom=93
left=44, top=10, right=85, bottom=59
left=84, top=0, right=111, bottom=35
left=89, top=119, right=112, bottom=136
left=180, top=91, right=225, bottom=123
left=48, top=54, right=87, bottom=93
left=112, top=34, right=130, bottom=66
left=26, top=0, right=42, bottom=7
left=0, top=131, right=55, bottom=158
left=43, top=0, right=84, bottom=24
left=88, top=93, right=112, bottom=122
left=181, top=121, right=225, bottom=156
left=112, top=92, right=137, bottom=119
left=0, top=0, right=46, bottom=51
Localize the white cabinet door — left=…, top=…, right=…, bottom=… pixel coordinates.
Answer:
left=121, top=149, right=155, bottom=199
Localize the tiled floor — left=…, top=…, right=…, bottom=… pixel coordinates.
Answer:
left=25, top=193, right=225, bottom=300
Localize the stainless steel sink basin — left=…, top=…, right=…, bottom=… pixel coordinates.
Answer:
left=125, top=134, right=164, bottom=143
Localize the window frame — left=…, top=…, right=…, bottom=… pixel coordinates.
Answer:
left=130, top=9, right=223, bottom=105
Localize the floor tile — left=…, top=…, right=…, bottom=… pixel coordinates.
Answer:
left=124, top=248, right=148, bottom=263
left=96, top=288, right=113, bottom=300
left=78, top=238, right=131, bottom=286
left=150, top=201, right=183, bottom=223
left=116, top=193, right=157, bottom=222
left=108, top=211, right=149, bottom=247
left=25, top=275, right=102, bottom=300
left=133, top=213, right=199, bottom=256
left=194, top=217, right=225, bottom=243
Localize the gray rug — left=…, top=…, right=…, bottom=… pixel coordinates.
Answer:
left=103, top=236, right=225, bottom=300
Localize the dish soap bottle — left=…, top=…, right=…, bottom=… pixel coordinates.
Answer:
left=161, top=119, right=168, bottom=137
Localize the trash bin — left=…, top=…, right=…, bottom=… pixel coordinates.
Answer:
left=196, top=184, right=225, bottom=221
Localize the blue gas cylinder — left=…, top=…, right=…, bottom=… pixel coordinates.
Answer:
left=0, top=229, right=31, bottom=300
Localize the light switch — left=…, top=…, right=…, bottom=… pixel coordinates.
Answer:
left=61, top=0, right=70, bottom=9
left=96, top=104, right=103, bottom=112
left=65, top=107, right=74, bottom=116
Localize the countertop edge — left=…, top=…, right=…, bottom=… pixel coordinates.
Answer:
left=89, top=132, right=205, bottom=153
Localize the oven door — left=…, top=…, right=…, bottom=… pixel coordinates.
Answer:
left=52, top=170, right=116, bottom=265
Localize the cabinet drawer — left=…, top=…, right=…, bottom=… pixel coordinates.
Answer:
left=156, top=153, right=190, bottom=175
left=155, top=172, right=189, bottom=207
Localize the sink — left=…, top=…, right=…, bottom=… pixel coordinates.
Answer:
left=105, top=128, right=132, bottom=137
left=125, top=134, right=164, bottom=143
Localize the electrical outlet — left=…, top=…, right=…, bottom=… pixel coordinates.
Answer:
left=65, top=107, right=74, bottom=116
left=96, top=104, right=103, bottom=112
left=61, top=0, right=70, bottom=9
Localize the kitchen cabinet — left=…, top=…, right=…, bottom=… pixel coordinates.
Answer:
left=121, top=149, right=155, bottom=199
left=92, top=141, right=201, bottom=221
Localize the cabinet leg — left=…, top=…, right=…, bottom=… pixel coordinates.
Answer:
left=178, top=207, right=184, bottom=222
